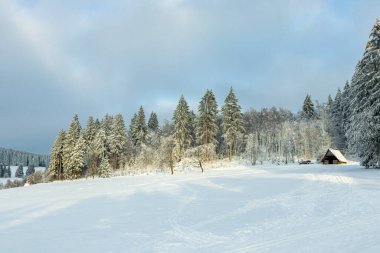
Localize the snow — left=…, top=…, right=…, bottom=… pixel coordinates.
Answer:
left=1, top=162, right=380, bottom=252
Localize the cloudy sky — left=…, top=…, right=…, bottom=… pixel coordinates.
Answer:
left=0, top=0, right=379, bottom=154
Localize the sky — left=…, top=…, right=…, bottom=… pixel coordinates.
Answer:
left=0, top=0, right=379, bottom=154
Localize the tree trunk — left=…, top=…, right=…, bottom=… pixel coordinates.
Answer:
left=58, top=157, right=62, bottom=180
left=199, top=160, right=204, bottom=173
left=229, top=144, right=232, bottom=161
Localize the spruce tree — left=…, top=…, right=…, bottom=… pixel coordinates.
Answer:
left=130, top=113, right=138, bottom=144
left=222, top=87, right=245, bottom=160
left=132, top=106, right=148, bottom=146
left=302, top=94, right=315, bottom=120
left=4, top=166, right=11, bottom=178
left=15, top=165, right=24, bottom=178
left=63, top=114, right=82, bottom=178
left=341, top=81, right=350, bottom=147
left=65, top=133, right=86, bottom=179
left=98, top=156, right=112, bottom=178
left=26, top=165, right=35, bottom=177
left=94, top=128, right=108, bottom=160
left=48, top=130, right=65, bottom=180
left=189, top=110, right=196, bottom=146
left=173, top=95, right=193, bottom=160
left=84, top=116, right=98, bottom=145
left=0, top=165, right=3, bottom=178
left=196, top=89, right=219, bottom=146
left=347, top=19, right=380, bottom=167
left=331, top=89, right=347, bottom=150
left=109, top=114, right=127, bottom=169
left=148, top=112, right=159, bottom=132
left=101, top=114, right=113, bottom=136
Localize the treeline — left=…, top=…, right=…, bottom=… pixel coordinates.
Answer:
left=0, top=164, right=36, bottom=178
left=46, top=19, right=380, bottom=178
left=0, top=147, right=49, bottom=167
left=47, top=87, right=332, bottom=181
left=243, top=101, right=331, bottom=165
left=328, top=19, right=380, bottom=168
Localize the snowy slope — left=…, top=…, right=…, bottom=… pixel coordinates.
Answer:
left=1, top=162, right=380, bottom=253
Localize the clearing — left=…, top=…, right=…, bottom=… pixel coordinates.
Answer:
left=1, top=162, right=380, bottom=252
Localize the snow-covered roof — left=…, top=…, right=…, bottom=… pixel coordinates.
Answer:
left=322, top=149, right=348, bottom=163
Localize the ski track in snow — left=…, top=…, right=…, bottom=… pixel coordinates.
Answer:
left=1, top=163, right=380, bottom=252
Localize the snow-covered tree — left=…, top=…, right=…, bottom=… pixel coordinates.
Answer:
left=131, top=107, right=147, bottom=146
left=93, top=128, right=108, bottom=160
left=347, top=19, right=380, bottom=167
left=148, top=112, right=159, bottom=133
left=26, top=165, right=35, bottom=177
left=196, top=89, right=218, bottom=146
left=109, top=114, right=127, bottom=169
left=63, top=114, right=82, bottom=178
left=4, top=166, right=11, bottom=178
left=65, top=133, right=86, bottom=180
left=184, top=143, right=216, bottom=173
left=15, top=165, right=24, bottom=178
left=245, top=133, right=259, bottom=165
left=101, top=114, right=113, bottom=136
left=331, top=89, right=346, bottom=150
left=222, top=87, right=245, bottom=160
left=98, top=157, right=112, bottom=178
left=173, top=96, right=193, bottom=160
left=48, top=130, right=65, bottom=181
left=159, top=136, right=176, bottom=174
left=84, top=116, right=98, bottom=145
left=302, top=94, right=315, bottom=120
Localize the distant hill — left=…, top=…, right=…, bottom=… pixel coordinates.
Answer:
left=0, top=147, right=49, bottom=167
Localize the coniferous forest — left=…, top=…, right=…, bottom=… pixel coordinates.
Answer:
left=46, top=19, right=380, bottom=181
left=0, top=147, right=49, bottom=167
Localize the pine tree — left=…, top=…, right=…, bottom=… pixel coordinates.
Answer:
left=331, top=89, right=347, bottom=150
left=327, top=95, right=334, bottom=113
left=222, top=87, right=245, bottom=160
left=84, top=116, right=98, bottom=145
left=132, top=107, right=147, bottom=146
left=101, top=114, right=113, bottom=136
left=196, top=89, right=219, bottom=145
left=94, top=128, right=108, bottom=160
left=98, top=156, right=112, bottom=178
left=148, top=112, right=159, bottom=132
left=341, top=81, right=350, bottom=147
left=347, top=19, right=380, bottom=167
left=129, top=113, right=138, bottom=144
left=48, top=130, right=65, bottom=180
left=26, top=165, right=35, bottom=177
left=173, top=95, right=193, bottom=160
left=15, top=165, right=24, bottom=178
left=63, top=114, right=82, bottom=178
left=302, top=94, right=315, bottom=120
left=65, top=133, right=86, bottom=179
left=0, top=165, right=3, bottom=178
left=109, top=114, right=127, bottom=169
left=4, top=166, right=11, bottom=178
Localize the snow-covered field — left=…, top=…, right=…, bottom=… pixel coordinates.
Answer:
left=1, top=162, right=380, bottom=253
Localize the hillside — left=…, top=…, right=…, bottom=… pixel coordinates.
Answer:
left=0, top=147, right=49, bottom=167
left=1, top=162, right=380, bottom=252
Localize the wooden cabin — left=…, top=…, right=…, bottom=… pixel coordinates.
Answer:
left=321, top=149, right=347, bottom=164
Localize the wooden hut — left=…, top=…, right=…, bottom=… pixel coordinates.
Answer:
left=321, top=149, right=347, bottom=164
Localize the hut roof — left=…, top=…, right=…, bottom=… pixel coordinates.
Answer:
left=321, top=148, right=348, bottom=163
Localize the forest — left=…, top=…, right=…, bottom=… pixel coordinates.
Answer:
left=46, top=19, right=380, bottom=180
left=0, top=147, right=49, bottom=167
